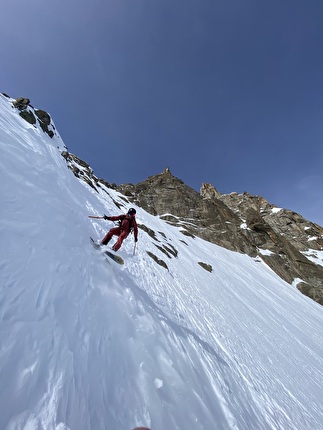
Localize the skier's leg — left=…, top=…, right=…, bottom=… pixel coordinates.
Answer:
left=102, top=227, right=120, bottom=245
left=112, top=231, right=128, bottom=251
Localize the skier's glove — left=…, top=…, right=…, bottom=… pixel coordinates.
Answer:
left=135, top=238, right=138, bottom=242
left=103, top=214, right=109, bottom=220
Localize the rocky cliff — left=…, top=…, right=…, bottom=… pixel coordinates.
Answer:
left=214, top=188, right=323, bottom=304
left=116, top=169, right=323, bottom=305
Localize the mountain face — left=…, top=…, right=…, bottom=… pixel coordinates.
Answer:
left=5, top=93, right=323, bottom=305
left=59, top=154, right=323, bottom=305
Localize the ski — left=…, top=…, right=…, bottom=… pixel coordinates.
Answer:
left=104, top=250, right=124, bottom=265
left=90, top=237, right=101, bottom=249
left=90, top=237, right=124, bottom=265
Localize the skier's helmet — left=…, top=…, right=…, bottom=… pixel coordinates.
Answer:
left=128, top=208, right=136, bottom=216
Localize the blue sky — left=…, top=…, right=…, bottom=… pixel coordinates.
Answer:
left=1, top=0, right=323, bottom=225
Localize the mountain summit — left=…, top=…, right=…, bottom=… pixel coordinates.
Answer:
left=1, top=93, right=323, bottom=430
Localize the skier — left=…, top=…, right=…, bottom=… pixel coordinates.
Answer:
left=100, top=208, right=138, bottom=251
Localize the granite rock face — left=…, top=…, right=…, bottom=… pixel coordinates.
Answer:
left=216, top=190, right=323, bottom=304
left=117, top=170, right=323, bottom=304
left=117, top=169, right=256, bottom=255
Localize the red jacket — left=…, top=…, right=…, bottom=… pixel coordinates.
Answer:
left=108, top=214, right=138, bottom=240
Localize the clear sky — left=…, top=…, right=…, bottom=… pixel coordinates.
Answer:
left=1, top=0, right=323, bottom=226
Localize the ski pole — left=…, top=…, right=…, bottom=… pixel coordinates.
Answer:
left=133, top=241, right=137, bottom=256
left=88, top=215, right=105, bottom=219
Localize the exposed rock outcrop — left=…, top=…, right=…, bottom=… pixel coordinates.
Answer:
left=200, top=183, right=221, bottom=199
left=217, top=191, right=323, bottom=304
left=12, top=97, right=55, bottom=138
left=117, top=169, right=256, bottom=256
left=61, top=151, right=115, bottom=194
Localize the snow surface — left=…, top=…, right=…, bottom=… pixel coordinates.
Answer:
left=301, top=249, right=323, bottom=267
left=257, top=249, right=274, bottom=257
left=1, top=94, right=323, bottom=430
left=271, top=208, right=282, bottom=214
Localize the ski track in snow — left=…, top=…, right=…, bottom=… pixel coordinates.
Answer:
left=1, top=94, right=323, bottom=430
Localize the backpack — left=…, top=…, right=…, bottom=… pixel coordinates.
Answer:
left=118, top=215, right=134, bottom=233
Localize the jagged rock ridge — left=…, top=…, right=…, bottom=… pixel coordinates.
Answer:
left=116, top=170, right=323, bottom=305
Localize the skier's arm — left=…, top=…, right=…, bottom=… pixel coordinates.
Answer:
left=103, top=214, right=124, bottom=221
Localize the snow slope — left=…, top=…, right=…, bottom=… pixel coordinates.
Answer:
left=1, top=94, right=323, bottom=430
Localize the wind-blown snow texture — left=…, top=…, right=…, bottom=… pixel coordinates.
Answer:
left=1, top=94, right=323, bottom=430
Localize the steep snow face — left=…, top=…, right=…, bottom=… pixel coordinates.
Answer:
left=1, top=94, right=323, bottom=430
